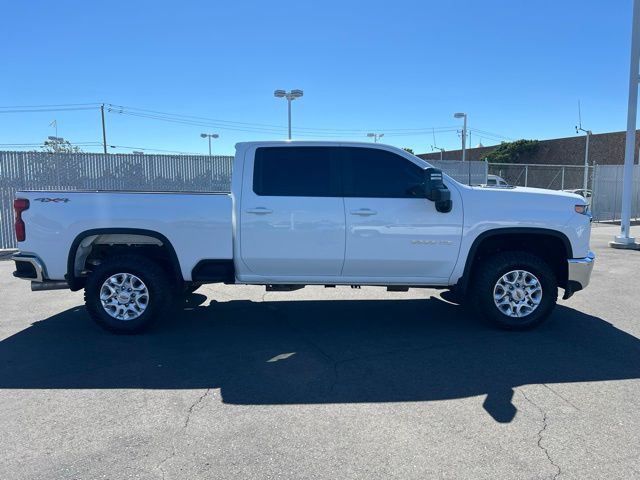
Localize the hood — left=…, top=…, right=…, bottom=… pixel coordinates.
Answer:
left=472, top=185, right=586, bottom=203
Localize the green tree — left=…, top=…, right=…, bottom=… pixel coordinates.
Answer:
left=402, top=147, right=415, bottom=154
left=481, top=139, right=539, bottom=164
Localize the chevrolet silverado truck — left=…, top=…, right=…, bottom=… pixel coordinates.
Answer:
left=11, top=142, right=595, bottom=333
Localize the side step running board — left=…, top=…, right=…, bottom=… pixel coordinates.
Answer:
left=31, top=281, right=69, bottom=291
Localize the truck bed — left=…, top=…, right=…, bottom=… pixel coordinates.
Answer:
left=15, top=190, right=233, bottom=281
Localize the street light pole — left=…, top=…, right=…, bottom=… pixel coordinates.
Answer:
left=288, top=97, right=292, bottom=140
left=611, top=0, right=640, bottom=249
left=274, top=89, right=304, bottom=140
left=200, top=133, right=219, bottom=156
left=367, top=133, right=384, bottom=143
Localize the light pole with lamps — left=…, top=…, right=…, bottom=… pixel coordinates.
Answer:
left=200, top=133, right=219, bottom=156
left=367, top=132, right=384, bottom=143
left=274, top=89, right=303, bottom=140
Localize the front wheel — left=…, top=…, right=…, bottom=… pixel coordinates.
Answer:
left=85, top=255, right=172, bottom=333
left=472, top=251, right=558, bottom=330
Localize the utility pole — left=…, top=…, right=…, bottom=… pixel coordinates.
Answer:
left=611, top=0, right=640, bottom=249
left=454, top=112, right=468, bottom=161
left=367, top=133, right=384, bottom=143
left=101, top=104, right=107, bottom=154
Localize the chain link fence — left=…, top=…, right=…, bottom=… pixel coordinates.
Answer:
left=430, top=159, right=488, bottom=186
left=0, top=151, right=234, bottom=249
left=488, top=162, right=593, bottom=190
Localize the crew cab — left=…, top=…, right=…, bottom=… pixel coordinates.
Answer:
left=11, top=141, right=595, bottom=333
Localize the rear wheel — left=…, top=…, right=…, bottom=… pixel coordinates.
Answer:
left=472, top=251, right=558, bottom=330
left=85, top=255, right=172, bottom=333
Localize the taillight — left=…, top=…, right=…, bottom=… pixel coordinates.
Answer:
left=14, top=198, right=29, bottom=242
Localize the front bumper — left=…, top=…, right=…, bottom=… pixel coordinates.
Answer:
left=567, top=250, right=595, bottom=292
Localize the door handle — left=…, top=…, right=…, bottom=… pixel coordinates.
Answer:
left=350, top=209, right=377, bottom=216
left=245, top=207, right=273, bottom=215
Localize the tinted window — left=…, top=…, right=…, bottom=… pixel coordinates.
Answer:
left=253, top=147, right=338, bottom=197
left=487, top=178, right=497, bottom=185
left=341, top=147, right=425, bottom=198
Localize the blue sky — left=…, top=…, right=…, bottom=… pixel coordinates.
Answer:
left=0, top=0, right=633, bottom=155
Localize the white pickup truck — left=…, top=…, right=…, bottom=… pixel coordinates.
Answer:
left=11, top=141, right=595, bottom=333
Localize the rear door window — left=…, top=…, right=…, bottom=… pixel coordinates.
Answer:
left=253, top=147, right=339, bottom=197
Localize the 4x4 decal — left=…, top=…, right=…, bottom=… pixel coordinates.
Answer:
left=34, top=198, right=70, bottom=203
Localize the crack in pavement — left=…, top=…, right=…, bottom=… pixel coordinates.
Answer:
left=183, top=388, right=211, bottom=429
left=542, top=383, right=581, bottom=412
left=156, top=388, right=212, bottom=479
left=520, top=388, right=562, bottom=480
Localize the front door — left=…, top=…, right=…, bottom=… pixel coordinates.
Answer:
left=340, top=147, right=463, bottom=282
left=239, top=146, right=345, bottom=277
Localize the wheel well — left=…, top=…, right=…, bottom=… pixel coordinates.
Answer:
left=460, top=231, right=570, bottom=292
left=66, top=230, right=183, bottom=291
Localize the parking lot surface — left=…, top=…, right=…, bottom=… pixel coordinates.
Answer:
left=1, top=224, right=639, bottom=479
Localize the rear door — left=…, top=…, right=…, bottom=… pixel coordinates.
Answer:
left=239, top=146, right=345, bottom=277
left=340, top=147, right=463, bottom=282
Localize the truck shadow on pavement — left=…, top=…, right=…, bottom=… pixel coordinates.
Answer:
left=1, top=296, right=639, bottom=423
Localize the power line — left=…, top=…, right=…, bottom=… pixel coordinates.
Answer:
left=108, top=103, right=461, bottom=134
left=108, top=144, right=202, bottom=155
left=0, top=101, right=512, bottom=138
left=0, top=101, right=513, bottom=144
left=110, top=106, right=463, bottom=138
left=0, top=107, right=99, bottom=113
left=468, top=127, right=512, bottom=141
left=0, top=102, right=101, bottom=109
left=0, top=141, right=102, bottom=147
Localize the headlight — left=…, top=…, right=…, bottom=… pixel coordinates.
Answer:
left=575, top=204, right=589, bottom=215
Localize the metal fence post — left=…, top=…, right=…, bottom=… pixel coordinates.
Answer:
left=524, top=165, right=529, bottom=187
left=561, top=167, right=565, bottom=190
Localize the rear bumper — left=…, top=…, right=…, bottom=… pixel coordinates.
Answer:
left=12, top=254, right=70, bottom=291
left=12, top=254, right=47, bottom=282
left=567, top=250, right=595, bottom=291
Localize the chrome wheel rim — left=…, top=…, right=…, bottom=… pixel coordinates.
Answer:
left=100, top=273, right=149, bottom=321
left=493, top=270, right=542, bottom=318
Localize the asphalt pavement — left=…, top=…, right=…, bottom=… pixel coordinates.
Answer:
left=0, top=224, right=639, bottom=479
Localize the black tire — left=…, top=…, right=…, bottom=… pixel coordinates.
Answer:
left=85, top=255, right=172, bottom=334
left=471, top=251, right=558, bottom=330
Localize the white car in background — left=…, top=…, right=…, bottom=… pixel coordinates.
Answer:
left=563, top=189, right=592, bottom=205
left=484, top=174, right=511, bottom=187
